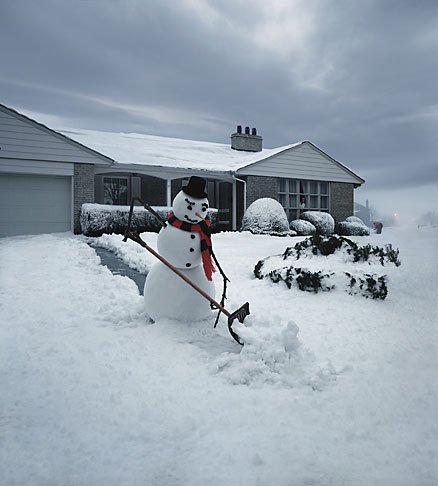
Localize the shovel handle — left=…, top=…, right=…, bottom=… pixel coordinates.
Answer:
left=125, top=232, right=232, bottom=317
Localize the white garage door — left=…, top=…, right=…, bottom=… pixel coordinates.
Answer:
left=0, top=173, right=72, bottom=237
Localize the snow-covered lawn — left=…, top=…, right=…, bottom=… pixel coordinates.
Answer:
left=1, top=228, right=437, bottom=485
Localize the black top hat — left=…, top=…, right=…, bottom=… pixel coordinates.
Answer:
left=182, top=176, right=208, bottom=198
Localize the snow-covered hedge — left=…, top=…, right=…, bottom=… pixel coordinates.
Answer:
left=289, top=219, right=316, bottom=236
left=241, top=198, right=291, bottom=236
left=345, top=216, right=366, bottom=224
left=254, top=234, right=401, bottom=299
left=337, top=221, right=370, bottom=236
left=300, top=211, right=335, bottom=235
left=81, top=203, right=218, bottom=237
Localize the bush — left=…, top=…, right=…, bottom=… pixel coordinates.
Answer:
left=289, top=219, right=316, bottom=236
left=241, top=198, right=290, bottom=235
left=345, top=216, right=366, bottom=224
left=300, top=211, right=335, bottom=235
left=81, top=203, right=218, bottom=237
left=337, top=221, right=370, bottom=236
left=254, top=235, right=401, bottom=300
left=284, top=234, right=400, bottom=265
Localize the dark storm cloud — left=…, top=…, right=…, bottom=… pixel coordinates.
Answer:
left=1, top=0, right=294, bottom=133
left=1, top=0, right=437, bottom=214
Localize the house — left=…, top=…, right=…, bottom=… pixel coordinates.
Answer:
left=63, top=125, right=365, bottom=231
left=0, top=103, right=365, bottom=237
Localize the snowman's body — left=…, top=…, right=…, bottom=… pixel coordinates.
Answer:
left=144, top=182, right=215, bottom=321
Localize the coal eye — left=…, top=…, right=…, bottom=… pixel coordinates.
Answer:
left=202, top=207, right=207, bottom=212
left=187, top=205, right=192, bottom=211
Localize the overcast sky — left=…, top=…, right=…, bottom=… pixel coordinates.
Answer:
left=1, top=0, right=437, bottom=222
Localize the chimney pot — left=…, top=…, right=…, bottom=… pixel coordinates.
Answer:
left=231, top=124, right=263, bottom=152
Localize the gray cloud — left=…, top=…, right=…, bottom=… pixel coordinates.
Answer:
left=1, top=0, right=437, bottom=220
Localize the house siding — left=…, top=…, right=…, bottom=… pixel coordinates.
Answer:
left=330, top=182, right=354, bottom=222
left=74, top=163, right=94, bottom=233
left=237, top=142, right=363, bottom=185
left=0, top=105, right=112, bottom=165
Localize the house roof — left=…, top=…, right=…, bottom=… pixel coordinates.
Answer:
left=1, top=102, right=363, bottom=183
left=60, top=128, right=364, bottom=185
left=60, top=127, right=302, bottom=172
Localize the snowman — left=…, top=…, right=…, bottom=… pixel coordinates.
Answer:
left=144, top=176, right=216, bottom=321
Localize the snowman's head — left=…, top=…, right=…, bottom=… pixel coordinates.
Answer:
left=172, top=176, right=209, bottom=224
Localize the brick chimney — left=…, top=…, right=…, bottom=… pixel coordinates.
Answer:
left=231, top=125, right=262, bottom=152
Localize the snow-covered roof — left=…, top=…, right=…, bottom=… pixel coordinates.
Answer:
left=60, top=127, right=301, bottom=172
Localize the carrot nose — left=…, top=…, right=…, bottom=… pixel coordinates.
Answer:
left=195, top=212, right=205, bottom=220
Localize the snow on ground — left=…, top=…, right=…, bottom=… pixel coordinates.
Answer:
left=1, top=228, right=437, bottom=485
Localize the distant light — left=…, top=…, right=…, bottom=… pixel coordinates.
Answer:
left=394, top=213, right=398, bottom=217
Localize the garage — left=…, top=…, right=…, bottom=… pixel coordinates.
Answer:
left=0, top=103, right=114, bottom=237
left=0, top=173, right=72, bottom=237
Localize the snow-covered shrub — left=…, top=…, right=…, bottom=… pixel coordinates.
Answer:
left=345, top=216, right=366, bottom=224
left=254, top=235, right=400, bottom=299
left=289, top=219, right=316, bottom=236
left=286, top=235, right=400, bottom=265
left=345, top=272, right=388, bottom=300
left=337, top=221, right=370, bottom=236
left=81, top=203, right=218, bottom=237
left=241, top=198, right=290, bottom=235
left=300, top=211, right=335, bottom=235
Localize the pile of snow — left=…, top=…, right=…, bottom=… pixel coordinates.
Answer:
left=212, top=316, right=336, bottom=389
left=241, top=198, right=291, bottom=235
left=300, top=211, right=335, bottom=235
left=84, top=233, right=155, bottom=274
left=337, top=216, right=370, bottom=236
left=289, top=219, right=316, bottom=236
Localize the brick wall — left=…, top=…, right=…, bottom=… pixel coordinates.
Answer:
left=330, top=182, right=354, bottom=222
left=245, top=175, right=278, bottom=208
left=73, top=163, right=94, bottom=234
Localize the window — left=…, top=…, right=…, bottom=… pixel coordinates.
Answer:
left=277, top=178, right=330, bottom=220
left=103, top=177, right=128, bottom=205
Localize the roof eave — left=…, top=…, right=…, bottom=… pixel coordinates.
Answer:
left=96, top=161, right=236, bottom=180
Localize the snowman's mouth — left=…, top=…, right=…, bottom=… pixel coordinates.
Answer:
left=184, top=214, right=198, bottom=223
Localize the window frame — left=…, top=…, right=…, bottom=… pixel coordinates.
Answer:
left=103, top=176, right=129, bottom=205
left=277, top=178, right=330, bottom=220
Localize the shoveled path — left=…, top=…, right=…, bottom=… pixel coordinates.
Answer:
left=92, top=245, right=147, bottom=295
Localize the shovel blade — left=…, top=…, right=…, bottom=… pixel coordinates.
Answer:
left=227, top=302, right=250, bottom=345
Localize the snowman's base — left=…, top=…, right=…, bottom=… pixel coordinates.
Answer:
left=144, top=262, right=215, bottom=322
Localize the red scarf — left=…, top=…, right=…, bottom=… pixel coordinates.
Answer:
left=167, top=212, right=216, bottom=281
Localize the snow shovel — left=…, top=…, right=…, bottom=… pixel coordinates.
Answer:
left=123, top=228, right=249, bottom=345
